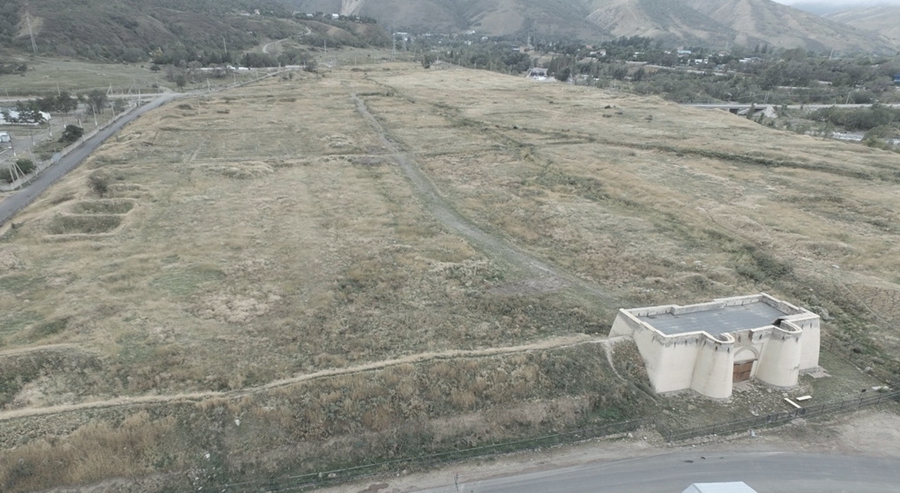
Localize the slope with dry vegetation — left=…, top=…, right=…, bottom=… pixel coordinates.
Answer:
left=0, top=61, right=899, bottom=491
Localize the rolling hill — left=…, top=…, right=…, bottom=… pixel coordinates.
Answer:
left=0, top=0, right=292, bottom=59
left=291, top=0, right=604, bottom=38
left=587, top=0, right=895, bottom=52
left=825, top=6, right=900, bottom=45
left=289, top=0, right=898, bottom=52
left=0, top=0, right=387, bottom=62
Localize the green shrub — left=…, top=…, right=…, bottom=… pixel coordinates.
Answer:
left=59, top=125, right=84, bottom=144
left=15, top=159, right=35, bottom=174
left=88, top=174, right=109, bottom=197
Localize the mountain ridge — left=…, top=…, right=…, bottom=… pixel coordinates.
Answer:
left=290, top=0, right=898, bottom=52
left=825, top=6, right=900, bottom=45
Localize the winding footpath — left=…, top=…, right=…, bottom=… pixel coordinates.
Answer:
left=0, top=334, right=595, bottom=422
left=351, top=93, right=618, bottom=305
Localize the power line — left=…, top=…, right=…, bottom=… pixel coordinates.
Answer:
left=25, top=7, right=37, bottom=53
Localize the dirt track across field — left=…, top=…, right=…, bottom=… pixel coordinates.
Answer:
left=0, top=334, right=595, bottom=422
left=352, top=93, right=618, bottom=305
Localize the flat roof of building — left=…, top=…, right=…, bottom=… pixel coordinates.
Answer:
left=637, top=301, right=788, bottom=337
left=682, top=483, right=758, bottom=493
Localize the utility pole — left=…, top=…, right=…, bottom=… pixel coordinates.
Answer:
left=223, top=36, right=227, bottom=55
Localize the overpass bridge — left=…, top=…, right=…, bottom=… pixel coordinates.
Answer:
left=685, top=102, right=900, bottom=113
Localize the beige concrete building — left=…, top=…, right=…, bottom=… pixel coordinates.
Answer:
left=609, top=294, right=820, bottom=399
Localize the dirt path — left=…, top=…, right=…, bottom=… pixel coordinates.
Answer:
left=262, top=39, right=282, bottom=55
left=351, top=93, right=618, bottom=304
left=0, top=334, right=595, bottom=422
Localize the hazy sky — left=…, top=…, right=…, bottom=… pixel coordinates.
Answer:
left=773, top=0, right=900, bottom=4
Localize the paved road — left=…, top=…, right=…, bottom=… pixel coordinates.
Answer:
left=0, top=93, right=180, bottom=227
left=415, top=451, right=900, bottom=493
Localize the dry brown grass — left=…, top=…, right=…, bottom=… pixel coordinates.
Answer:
left=0, top=411, right=178, bottom=492
left=0, top=343, right=645, bottom=492
left=1, top=60, right=899, bottom=490
left=360, top=67, right=900, bottom=369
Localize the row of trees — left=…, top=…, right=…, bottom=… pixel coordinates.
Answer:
left=4, top=90, right=114, bottom=124
left=810, top=105, right=900, bottom=132
left=0, top=60, right=27, bottom=76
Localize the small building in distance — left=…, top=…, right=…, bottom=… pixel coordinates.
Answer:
left=609, top=294, right=820, bottom=399
left=527, top=67, right=549, bottom=80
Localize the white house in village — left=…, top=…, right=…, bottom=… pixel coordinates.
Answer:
left=609, top=294, right=820, bottom=399
left=0, top=109, right=51, bottom=125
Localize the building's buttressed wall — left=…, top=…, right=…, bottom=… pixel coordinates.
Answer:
left=691, top=338, right=734, bottom=399
left=609, top=294, right=820, bottom=399
left=755, top=330, right=802, bottom=388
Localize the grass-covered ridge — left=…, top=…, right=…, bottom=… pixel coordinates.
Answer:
left=0, top=0, right=388, bottom=63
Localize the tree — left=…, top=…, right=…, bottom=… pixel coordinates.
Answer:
left=632, top=67, right=645, bottom=82
left=35, top=96, right=57, bottom=113
left=555, top=67, right=571, bottom=82
left=13, top=102, right=44, bottom=124
left=85, top=89, right=108, bottom=114
left=59, top=125, right=84, bottom=143
left=56, top=92, right=78, bottom=114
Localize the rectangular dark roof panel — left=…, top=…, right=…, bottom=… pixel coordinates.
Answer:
left=637, top=301, right=788, bottom=337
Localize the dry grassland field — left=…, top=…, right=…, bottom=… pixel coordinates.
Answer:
left=0, top=57, right=268, bottom=96
left=1, top=60, right=899, bottom=491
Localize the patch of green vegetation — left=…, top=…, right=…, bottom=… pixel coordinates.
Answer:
left=0, top=312, right=42, bottom=344
left=25, top=317, right=70, bottom=342
left=734, top=245, right=793, bottom=283
left=528, top=170, right=608, bottom=202
left=150, top=267, right=226, bottom=298
left=46, top=215, right=122, bottom=235
left=71, top=200, right=135, bottom=215
left=0, top=274, right=39, bottom=294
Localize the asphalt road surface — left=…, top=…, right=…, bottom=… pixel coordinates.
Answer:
left=415, top=451, right=900, bottom=493
left=0, top=93, right=180, bottom=227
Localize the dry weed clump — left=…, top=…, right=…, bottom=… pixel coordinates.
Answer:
left=0, top=346, right=102, bottom=409
left=0, top=343, right=649, bottom=492
left=0, top=411, right=178, bottom=492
